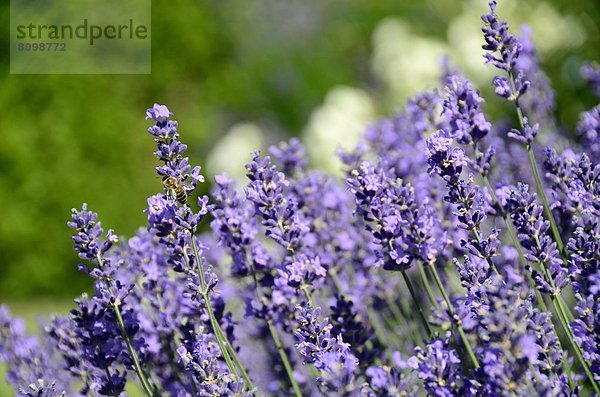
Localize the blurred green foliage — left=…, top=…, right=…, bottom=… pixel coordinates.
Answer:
left=0, top=0, right=598, bottom=300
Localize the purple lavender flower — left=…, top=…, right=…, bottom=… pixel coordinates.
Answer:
left=440, top=74, right=498, bottom=180
left=407, top=333, right=469, bottom=397
left=145, top=103, right=173, bottom=124
left=68, top=204, right=117, bottom=267
left=507, top=117, right=539, bottom=145
left=146, top=104, right=204, bottom=194
left=425, top=131, right=467, bottom=183
left=294, top=303, right=360, bottom=395
left=564, top=158, right=600, bottom=382
left=467, top=265, right=570, bottom=395
left=504, top=183, right=567, bottom=295
left=45, top=315, right=93, bottom=394
left=145, top=105, right=212, bottom=282
left=239, top=154, right=320, bottom=331
left=276, top=254, right=326, bottom=290
left=8, top=3, right=600, bottom=392
left=576, top=106, right=600, bottom=163
left=361, top=92, right=439, bottom=168
left=361, top=353, right=419, bottom=396
left=269, top=138, right=308, bottom=177
left=177, top=334, right=251, bottom=396
left=245, top=152, right=309, bottom=252
left=69, top=294, right=130, bottom=395
left=67, top=204, right=158, bottom=394
left=527, top=310, right=572, bottom=393
left=441, top=75, right=491, bottom=145
left=348, top=162, right=446, bottom=270
left=571, top=295, right=599, bottom=381
left=329, top=295, right=381, bottom=369
left=0, top=306, right=68, bottom=396
left=19, top=380, right=66, bottom=397
left=210, top=173, right=258, bottom=277
left=120, top=229, right=226, bottom=396
left=294, top=304, right=335, bottom=365
left=481, top=1, right=530, bottom=100
left=285, top=169, right=360, bottom=273
left=427, top=133, right=498, bottom=263
left=582, top=62, right=600, bottom=99
left=543, top=148, right=576, bottom=209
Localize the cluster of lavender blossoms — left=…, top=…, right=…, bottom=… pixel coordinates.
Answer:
left=2, top=2, right=600, bottom=396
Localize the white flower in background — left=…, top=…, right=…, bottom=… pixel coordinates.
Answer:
left=206, top=122, right=266, bottom=183
left=303, top=86, right=375, bottom=175
left=371, top=18, right=449, bottom=103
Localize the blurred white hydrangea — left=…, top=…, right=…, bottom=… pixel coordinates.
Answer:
left=205, top=122, right=266, bottom=183
left=371, top=18, right=449, bottom=103
left=303, top=86, right=375, bottom=175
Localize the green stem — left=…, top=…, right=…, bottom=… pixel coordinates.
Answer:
left=385, top=294, right=419, bottom=346
left=307, top=364, right=320, bottom=381
left=470, top=227, right=499, bottom=275
left=507, top=70, right=567, bottom=263
left=418, top=263, right=440, bottom=311
left=189, top=234, right=240, bottom=382
left=525, top=145, right=567, bottom=262
left=554, top=298, right=599, bottom=394
left=250, top=269, right=302, bottom=397
left=300, top=285, right=316, bottom=307
left=328, top=267, right=344, bottom=293
left=268, top=320, right=303, bottom=397
left=223, top=337, right=254, bottom=392
left=429, top=265, right=480, bottom=369
left=539, top=265, right=600, bottom=393
left=557, top=295, right=575, bottom=323
left=401, top=270, right=433, bottom=338
left=380, top=309, right=411, bottom=347
left=386, top=296, right=408, bottom=330
left=365, top=308, right=391, bottom=348
left=506, top=70, right=580, bottom=325
left=113, top=303, right=157, bottom=397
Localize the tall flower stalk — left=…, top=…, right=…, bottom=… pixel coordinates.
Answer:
left=481, top=3, right=599, bottom=391
left=481, top=1, right=565, bottom=260
left=145, top=104, right=253, bottom=392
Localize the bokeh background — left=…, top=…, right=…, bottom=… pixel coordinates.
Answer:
left=0, top=0, right=598, bottom=336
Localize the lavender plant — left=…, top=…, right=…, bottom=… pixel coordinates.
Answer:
left=2, top=2, right=600, bottom=396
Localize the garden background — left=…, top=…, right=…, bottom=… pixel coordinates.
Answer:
left=0, top=0, right=599, bottom=393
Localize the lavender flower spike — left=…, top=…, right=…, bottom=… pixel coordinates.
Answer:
left=145, top=103, right=173, bottom=123
left=408, top=333, right=472, bottom=397
left=295, top=303, right=360, bottom=395
left=481, top=1, right=529, bottom=100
